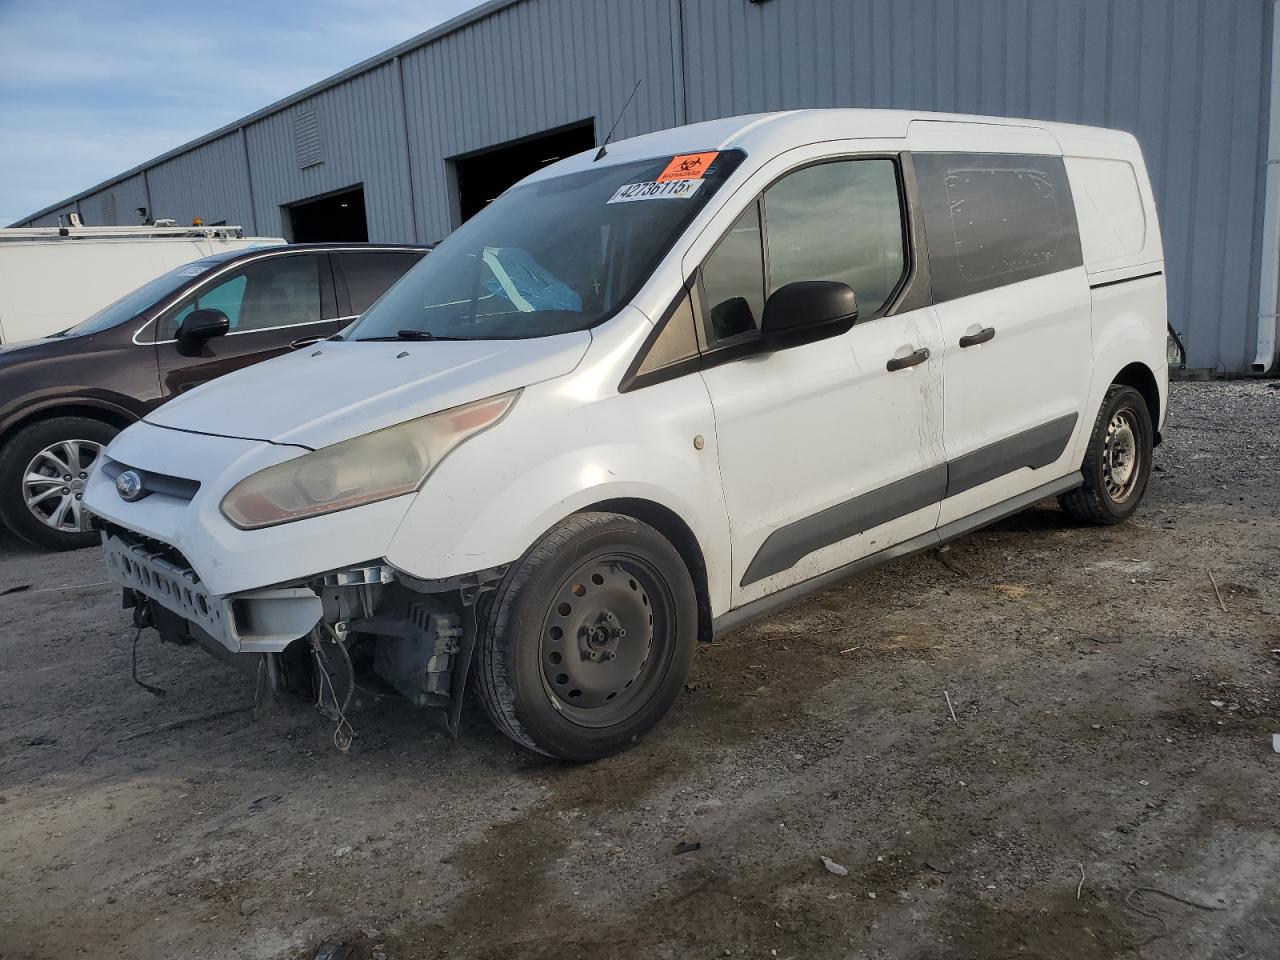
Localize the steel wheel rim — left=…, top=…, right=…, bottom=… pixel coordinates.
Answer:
left=539, top=553, right=675, bottom=729
left=1102, top=410, right=1141, bottom=503
left=22, top=439, right=103, bottom=533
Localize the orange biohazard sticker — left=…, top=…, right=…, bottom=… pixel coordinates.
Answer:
left=656, top=152, right=720, bottom=183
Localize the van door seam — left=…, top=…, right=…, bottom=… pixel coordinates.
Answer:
left=739, top=412, right=1079, bottom=588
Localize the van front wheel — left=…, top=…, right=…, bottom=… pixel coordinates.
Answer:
left=1059, top=384, right=1153, bottom=525
left=474, top=512, right=698, bottom=761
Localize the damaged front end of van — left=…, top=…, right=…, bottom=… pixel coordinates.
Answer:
left=81, top=142, right=749, bottom=755
left=103, top=528, right=506, bottom=736
left=89, top=387, right=525, bottom=735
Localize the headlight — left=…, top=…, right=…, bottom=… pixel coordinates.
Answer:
left=220, top=391, right=518, bottom=529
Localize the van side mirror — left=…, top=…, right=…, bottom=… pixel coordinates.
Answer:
left=177, top=308, right=230, bottom=343
left=759, top=281, right=858, bottom=350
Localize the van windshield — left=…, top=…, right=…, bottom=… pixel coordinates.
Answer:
left=61, top=254, right=230, bottom=336
left=349, top=150, right=745, bottom=341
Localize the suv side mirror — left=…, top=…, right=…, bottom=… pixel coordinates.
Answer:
left=177, top=308, right=230, bottom=343
left=759, top=281, right=858, bottom=350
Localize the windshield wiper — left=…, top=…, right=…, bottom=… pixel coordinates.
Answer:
left=356, top=330, right=469, bottom=342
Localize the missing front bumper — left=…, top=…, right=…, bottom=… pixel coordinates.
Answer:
left=102, top=533, right=322, bottom=653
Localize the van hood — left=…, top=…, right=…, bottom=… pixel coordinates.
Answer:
left=145, top=332, right=592, bottom=449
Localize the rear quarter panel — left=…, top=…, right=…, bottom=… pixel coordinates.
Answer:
left=1059, top=131, right=1169, bottom=452
left=1075, top=275, right=1170, bottom=460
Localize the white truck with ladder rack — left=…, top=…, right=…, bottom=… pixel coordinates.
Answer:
left=0, top=221, right=284, bottom=345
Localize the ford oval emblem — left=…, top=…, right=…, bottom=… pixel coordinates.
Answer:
left=115, top=470, right=144, bottom=502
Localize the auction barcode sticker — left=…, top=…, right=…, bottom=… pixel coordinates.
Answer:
left=607, top=179, right=705, bottom=204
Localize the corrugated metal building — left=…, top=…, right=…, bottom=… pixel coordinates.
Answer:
left=12, top=0, right=1279, bottom=374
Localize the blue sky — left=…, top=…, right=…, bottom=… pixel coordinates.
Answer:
left=0, top=0, right=478, bottom=224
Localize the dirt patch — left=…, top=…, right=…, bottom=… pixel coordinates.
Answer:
left=1, top=381, right=1278, bottom=960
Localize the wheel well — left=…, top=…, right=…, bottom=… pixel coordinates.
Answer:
left=0, top=404, right=134, bottom=449
left=584, top=498, right=713, bottom=644
left=1111, top=362, right=1162, bottom=444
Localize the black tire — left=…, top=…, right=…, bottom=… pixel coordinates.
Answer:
left=0, top=416, right=118, bottom=551
left=1058, top=385, right=1153, bottom=525
left=474, top=512, right=698, bottom=761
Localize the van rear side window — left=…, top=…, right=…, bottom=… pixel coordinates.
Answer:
left=1063, top=156, right=1148, bottom=266
left=914, top=153, right=1082, bottom=302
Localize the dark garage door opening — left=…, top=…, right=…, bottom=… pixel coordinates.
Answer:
left=453, top=121, right=595, bottom=224
left=287, top=186, right=368, bottom=243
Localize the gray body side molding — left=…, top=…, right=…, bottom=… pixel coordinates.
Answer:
left=945, top=413, right=1078, bottom=498
left=739, top=465, right=948, bottom=587
left=715, top=472, right=1082, bottom=638
left=740, top=413, right=1080, bottom=587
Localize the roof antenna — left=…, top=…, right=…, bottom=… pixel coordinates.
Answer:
left=595, top=79, right=642, bottom=161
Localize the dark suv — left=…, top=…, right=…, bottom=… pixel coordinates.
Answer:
left=0, top=243, right=428, bottom=549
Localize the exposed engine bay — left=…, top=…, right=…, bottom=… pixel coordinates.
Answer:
left=106, top=521, right=507, bottom=743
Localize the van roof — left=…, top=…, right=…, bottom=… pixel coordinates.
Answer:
left=526, top=108, right=1140, bottom=183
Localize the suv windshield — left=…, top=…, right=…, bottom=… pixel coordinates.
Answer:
left=348, top=150, right=745, bottom=341
left=62, top=253, right=234, bottom=337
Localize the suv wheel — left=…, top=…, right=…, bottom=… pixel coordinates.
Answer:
left=474, top=512, right=698, bottom=761
left=1059, top=385, right=1153, bottom=525
left=0, top=417, right=118, bottom=550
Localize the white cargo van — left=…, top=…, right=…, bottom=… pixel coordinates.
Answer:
left=0, top=225, right=284, bottom=344
left=84, top=110, right=1167, bottom=761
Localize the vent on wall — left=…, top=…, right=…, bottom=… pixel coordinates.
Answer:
left=101, top=192, right=117, bottom=226
left=293, top=108, right=323, bottom=169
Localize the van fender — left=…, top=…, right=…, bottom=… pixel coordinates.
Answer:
left=384, top=395, right=733, bottom=619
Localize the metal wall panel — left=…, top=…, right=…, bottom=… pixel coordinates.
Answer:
left=679, top=0, right=1272, bottom=372
left=26, top=204, right=77, bottom=228
left=244, top=62, right=415, bottom=241
left=399, top=0, right=682, bottom=240
left=81, top=174, right=149, bottom=230
left=14, top=0, right=1273, bottom=370
left=146, top=133, right=256, bottom=232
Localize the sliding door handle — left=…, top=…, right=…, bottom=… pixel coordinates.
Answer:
left=886, top=347, right=930, bottom=372
left=959, top=326, right=996, bottom=348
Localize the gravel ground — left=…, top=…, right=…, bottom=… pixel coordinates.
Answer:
left=0, top=380, right=1277, bottom=960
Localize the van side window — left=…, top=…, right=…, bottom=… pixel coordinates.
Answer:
left=1064, top=156, right=1147, bottom=265
left=914, top=153, right=1083, bottom=302
left=700, top=201, right=766, bottom=341
left=700, top=159, right=908, bottom=346
left=764, top=159, right=906, bottom=317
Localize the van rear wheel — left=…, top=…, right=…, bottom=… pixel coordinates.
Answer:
left=474, top=512, right=697, bottom=761
left=0, top=416, right=117, bottom=551
left=1059, top=385, right=1153, bottom=525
